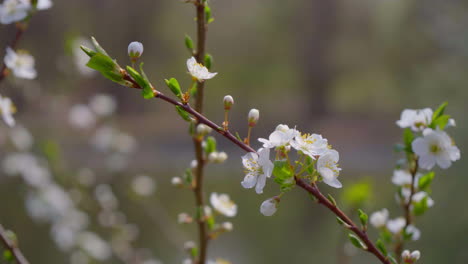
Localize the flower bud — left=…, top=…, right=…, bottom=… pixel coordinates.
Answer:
left=208, top=152, right=218, bottom=163
left=221, top=222, right=233, bottom=232
left=248, top=108, right=259, bottom=127
left=178, top=213, right=193, bottom=224
left=128, top=41, right=143, bottom=60
left=216, top=152, right=228, bottom=163
left=260, top=198, right=278, bottom=216
left=411, top=251, right=420, bottom=261
left=171, top=176, right=182, bottom=186
left=223, top=95, right=234, bottom=110
left=402, top=250, right=411, bottom=260
left=196, top=123, right=212, bottom=135
left=190, top=160, right=198, bottom=169
left=402, top=250, right=420, bottom=263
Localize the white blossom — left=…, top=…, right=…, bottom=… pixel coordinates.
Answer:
left=210, top=193, right=237, bottom=217
left=406, top=225, right=420, bottom=241
left=35, top=0, right=53, bottom=10
left=369, top=208, right=389, bottom=228
left=216, top=152, right=228, bottom=163
left=392, top=170, right=422, bottom=186
left=221, top=222, right=233, bottom=231
left=0, top=95, right=15, bottom=127
left=317, top=149, right=342, bottom=188
left=132, top=175, right=156, bottom=196
left=396, top=108, right=433, bottom=132
left=196, top=123, right=212, bottom=135
left=89, top=94, right=116, bottom=117
left=171, top=176, right=183, bottom=186
left=260, top=198, right=277, bottom=216
left=412, top=129, right=460, bottom=169
left=402, top=249, right=421, bottom=263
left=387, top=217, right=406, bottom=234
left=178, top=213, right=192, bottom=224
left=0, top=0, right=30, bottom=24
left=241, top=148, right=273, bottom=194
left=9, top=125, right=33, bottom=150
left=186, top=56, right=217, bottom=81
left=411, top=191, right=434, bottom=208
left=290, top=133, right=329, bottom=158
left=258, top=124, right=299, bottom=149
left=4, top=47, right=36, bottom=79
left=69, top=104, right=96, bottom=129
left=78, top=232, right=111, bottom=260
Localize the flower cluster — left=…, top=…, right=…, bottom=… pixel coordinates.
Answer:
left=242, top=123, right=341, bottom=216
left=0, top=0, right=52, bottom=24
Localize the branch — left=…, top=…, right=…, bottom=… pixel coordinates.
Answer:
left=0, top=224, right=30, bottom=264
left=0, top=23, right=27, bottom=83
left=123, top=74, right=389, bottom=263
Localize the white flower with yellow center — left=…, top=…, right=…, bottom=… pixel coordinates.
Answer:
left=241, top=148, right=273, bottom=194
left=0, top=95, right=15, bottom=127
left=4, top=47, right=37, bottom=79
left=317, top=149, right=342, bottom=188
left=412, top=129, right=460, bottom=170
left=0, top=0, right=31, bottom=24
left=290, top=133, right=329, bottom=158
left=258, top=124, right=299, bottom=149
left=186, top=57, right=217, bottom=81
left=210, top=193, right=237, bottom=217
left=396, top=108, right=433, bottom=132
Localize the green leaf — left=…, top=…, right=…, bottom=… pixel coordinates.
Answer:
left=432, top=114, right=450, bottom=130
left=126, top=65, right=154, bottom=99
left=336, top=217, right=348, bottom=227
left=412, top=196, right=429, bottom=216
left=184, top=169, right=193, bottom=184
left=341, top=180, right=372, bottom=207
left=204, top=54, right=213, bottom=70
left=376, top=239, right=387, bottom=256
left=380, top=229, right=393, bottom=243
left=348, top=234, right=367, bottom=250
left=91, top=36, right=109, bottom=56
left=80, top=45, right=97, bottom=57
left=304, top=155, right=315, bottom=174
left=3, top=250, right=13, bottom=261
left=327, top=194, right=337, bottom=207
left=205, top=136, right=217, bottom=154
left=204, top=4, right=212, bottom=23
left=388, top=255, right=398, bottom=264
left=431, top=101, right=448, bottom=123
left=418, top=171, right=435, bottom=191
left=86, top=53, right=124, bottom=84
left=272, top=160, right=295, bottom=192
left=175, top=106, right=191, bottom=122
left=403, top=128, right=414, bottom=152
left=206, top=215, right=215, bottom=230
left=185, top=34, right=194, bottom=52
left=165, top=78, right=182, bottom=99
left=358, top=209, right=368, bottom=227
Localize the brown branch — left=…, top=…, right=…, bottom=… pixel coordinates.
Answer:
left=0, top=224, right=30, bottom=264
left=192, top=1, right=209, bottom=263
left=0, top=23, right=27, bottom=83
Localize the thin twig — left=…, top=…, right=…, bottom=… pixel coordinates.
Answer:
left=0, top=224, right=30, bottom=264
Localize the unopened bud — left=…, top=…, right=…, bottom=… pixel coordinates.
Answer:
left=260, top=197, right=278, bottom=216
left=223, top=95, right=234, bottom=110
left=221, top=222, right=233, bottom=232
left=402, top=250, right=420, bottom=263
left=216, top=151, right=228, bottom=163
left=171, top=177, right=183, bottom=186
left=190, top=160, right=198, bottom=169
left=248, top=109, right=259, bottom=127
left=208, top=152, right=218, bottom=163
left=196, top=123, right=212, bottom=135
left=128, top=41, right=144, bottom=60
left=411, top=251, right=420, bottom=261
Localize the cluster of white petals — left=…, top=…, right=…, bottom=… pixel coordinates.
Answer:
left=241, top=148, right=273, bottom=194
left=412, top=129, right=460, bottom=170
left=0, top=94, right=15, bottom=127
left=0, top=0, right=52, bottom=24
left=186, top=57, right=217, bottom=81
left=210, top=193, right=237, bottom=217
left=396, top=108, right=433, bottom=132
left=4, top=47, right=37, bottom=79
left=369, top=208, right=389, bottom=228
left=132, top=175, right=156, bottom=196
left=402, top=250, right=421, bottom=263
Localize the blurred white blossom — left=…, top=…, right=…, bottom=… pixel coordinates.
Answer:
left=69, top=104, right=96, bottom=129
left=0, top=0, right=30, bottom=24
left=210, top=193, right=237, bottom=217
left=0, top=95, right=15, bottom=127
left=4, top=47, right=36, bottom=79
left=387, top=217, right=406, bottom=234
left=89, top=94, right=116, bottom=117
left=132, top=175, right=156, bottom=196
left=9, top=125, right=33, bottom=150
left=370, top=208, right=388, bottom=228
left=78, top=232, right=112, bottom=260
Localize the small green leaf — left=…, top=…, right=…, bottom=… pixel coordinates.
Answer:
left=204, top=4, right=212, bottom=23
left=175, top=106, right=191, bottom=122
left=358, top=209, right=368, bottom=227
left=86, top=53, right=124, bottom=84
left=336, top=217, right=348, bottom=227
left=80, top=45, right=96, bottom=57
left=184, top=169, right=193, bottom=184
left=190, top=81, right=197, bottom=97
left=206, top=216, right=216, bottom=230
left=185, top=34, right=194, bottom=52
left=3, top=250, right=13, bottom=261
left=348, top=234, right=367, bottom=250
left=403, top=128, right=414, bottom=152
left=432, top=114, right=450, bottom=130
left=412, top=196, right=429, bottom=216
left=327, top=194, right=337, bottom=207
left=388, top=255, right=398, bottom=264
left=418, top=171, right=435, bottom=191
left=272, top=160, right=295, bottom=192
left=91, top=37, right=109, bottom=56
left=376, top=239, right=387, bottom=256
left=126, top=65, right=154, bottom=99
left=139, top=63, right=155, bottom=99
left=204, top=54, right=213, bottom=70
left=205, top=136, right=217, bottom=154
left=431, top=101, right=448, bottom=123
left=165, top=78, right=182, bottom=99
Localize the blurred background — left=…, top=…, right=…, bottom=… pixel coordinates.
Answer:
left=0, top=0, right=467, bottom=263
